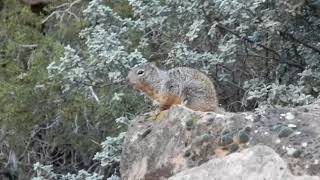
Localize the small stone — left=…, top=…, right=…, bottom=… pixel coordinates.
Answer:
left=183, top=150, right=191, bottom=157
left=286, top=147, right=296, bottom=156
left=278, top=127, right=293, bottom=138
left=140, top=128, right=152, bottom=139
left=292, top=149, right=303, bottom=158
left=272, top=125, right=283, bottom=132
left=200, top=134, right=210, bottom=142
left=221, top=129, right=231, bottom=135
left=245, top=115, right=254, bottom=122
left=243, top=126, right=251, bottom=133
left=206, top=117, right=215, bottom=123
left=301, top=142, right=308, bottom=147
left=287, top=124, right=297, bottom=129
left=185, top=119, right=193, bottom=130
left=254, top=114, right=261, bottom=122
left=201, top=133, right=211, bottom=141
left=219, top=134, right=233, bottom=146
left=285, top=112, right=295, bottom=120
left=294, top=131, right=301, bottom=135
left=238, top=130, right=250, bottom=144
left=228, top=143, right=239, bottom=153
left=215, top=114, right=225, bottom=121
left=193, top=134, right=211, bottom=145
left=275, top=139, right=281, bottom=144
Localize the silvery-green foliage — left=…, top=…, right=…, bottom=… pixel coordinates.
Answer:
left=46, top=0, right=319, bottom=108
left=32, top=162, right=104, bottom=180
left=32, top=129, right=126, bottom=179
left=82, top=0, right=121, bottom=25
left=47, top=45, right=86, bottom=93
left=244, top=80, right=314, bottom=106
left=93, top=132, right=126, bottom=167
left=128, top=0, right=320, bottom=108
left=60, top=170, right=103, bottom=180
left=126, top=0, right=249, bottom=75
left=167, top=43, right=224, bottom=67
left=107, top=175, right=121, bottom=180
left=48, top=0, right=147, bottom=94
left=128, top=0, right=170, bottom=29
left=32, top=162, right=57, bottom=180
left=186, top=19, right=205, bottom=42
left=128, top=0, right=244, bottom=82
left=115, top=116, right=130, bottom=128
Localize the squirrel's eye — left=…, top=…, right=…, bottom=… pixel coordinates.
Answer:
left=137, top=70, right=144, bottom=76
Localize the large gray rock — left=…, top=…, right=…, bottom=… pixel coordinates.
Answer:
left=120, top=102, right=320, bottom=180
left=169, top=145, right=319, bottom=180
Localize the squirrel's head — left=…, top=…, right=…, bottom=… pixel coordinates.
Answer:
left=127, top=62, right=160, bottom=90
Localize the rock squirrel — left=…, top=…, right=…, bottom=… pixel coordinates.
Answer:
left=127, top=63, right=220, bottom=112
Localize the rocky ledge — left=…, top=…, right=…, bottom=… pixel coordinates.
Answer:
left=120, top=102, right=320, bottom=180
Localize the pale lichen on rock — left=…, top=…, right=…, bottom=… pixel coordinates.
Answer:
left=120, top=101, right=320, bottom=179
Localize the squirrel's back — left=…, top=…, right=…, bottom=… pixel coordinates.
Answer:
left=127, top=63, right=220, bottom=112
